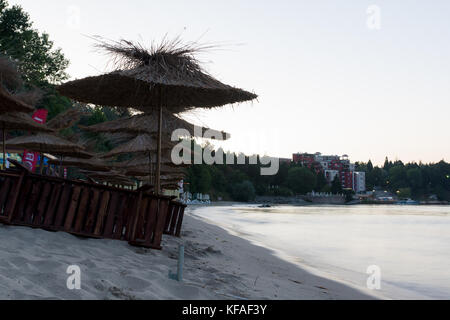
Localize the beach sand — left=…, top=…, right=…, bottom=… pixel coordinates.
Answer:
left=0, top=206, right=374, bottom=300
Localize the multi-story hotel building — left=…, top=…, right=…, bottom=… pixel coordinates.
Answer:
left=293, top=152, right=366, bottom=192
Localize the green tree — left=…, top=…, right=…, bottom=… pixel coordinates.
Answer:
left=196, top=166, right=212, bottom=194
left=397, top=187, right=412, bottom=199
left=372, top=167, right=385, bottom=188
left=87, top=107, right=108, bottom=126
left=286, top=167, right=316, bottom=194
left=0, top=0, right=69, bottom=86
left=315, top=171, right=328, bottom=192
left=321, top=184, right=332, bottom=193
left=383, top=157, right=393, bottom=171
left=210, top=166, right=227, bottom=194
left=232, top=180, right=256, bottom=202
left=40, top=90, right=72, bottom=120
left=406, top=168, right=423, bottom=190
left=0, top=0, right=72, bottom=123
left=389, top=165, right=407, bottom=190
left=367, top=160, right=374, bottom=172
left=331, top=176, right=343, bottom=194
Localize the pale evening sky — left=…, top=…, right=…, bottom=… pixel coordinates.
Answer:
left=9, top=0, right=450, bottom=166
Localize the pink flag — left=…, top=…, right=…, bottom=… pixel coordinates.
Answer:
left=22, top=109, right=48, bottom=172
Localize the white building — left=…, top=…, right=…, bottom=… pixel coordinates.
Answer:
left=353, top=172, right=366, bottom=193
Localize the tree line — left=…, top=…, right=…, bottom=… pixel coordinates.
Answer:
left=185, top=154, right=449, bottom=202
left=355, top=158, right=449, bottom=201
left=184, top=145, right=347, bottom=202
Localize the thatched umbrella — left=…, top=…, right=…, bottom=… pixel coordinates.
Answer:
left=112, top=152, right=190, bottom=169
left=0, top=87, right=34, bottom=114
left=161, top=173, right=186, bottom=180
left=136, top=182, right=182, bottom=191
left=47, top=108, right=88, bottom=131
left=0, top=113, right=53, bottom=133
left=57, top=38, right=257, bottom=194
left=135, top=176, right=184, bottom=191
left=0, top=112, right=54, bottom=166
left=125, top=164, right=185, bottom=177
left=81, top=170, right=135, bottom=187
left=124, top=164, right=185, bottom=185
left=101, top=134, right=174, bottom=159
left=161, top=183, right=183, bottom=191
left=0, top=56, right=23, bottom=91
left=162, top=179, right=184, bottom=185
left=101, top=134, right=174, bottom=184
left=5, top=133, right=92, bottom=173
left=79, top=110, right=230, bottom=140
left=134, top=173, right=185, bottom=182
left=137, top=175, right=185, bottom=182
left=47, top=157, right=111, bottom=172
left=13, top=88, right=44, bottom=107
left=0, top=56, right=41, bottom=113
left=112, top=150, right=189, bottom=186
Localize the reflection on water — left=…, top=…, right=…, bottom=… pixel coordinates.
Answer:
left=191, top=204, right=450, bottom=299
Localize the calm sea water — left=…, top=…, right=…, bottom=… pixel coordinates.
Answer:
left=190, top=204, right=450, bottom=299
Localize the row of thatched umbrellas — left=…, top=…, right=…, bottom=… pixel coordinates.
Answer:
left=0, top=91, right=199, bottom=188
left=56, top=38, right=256, bottom=194
left=0, top=83, right=92, bottom=176
left=0, top=57, right=185, bottom=187
left=0, top=38, right=257, bottom=193
left=0, top=55, right=95, bottom=175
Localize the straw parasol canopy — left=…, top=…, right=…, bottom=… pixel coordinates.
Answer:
left=0, top=112, right=55, bottom=166
left=161, top=183, right=182, bottom=190
left=47, top=156, right=112, bottom=172
left=0, top=56, right=43, bottom=109
left=161, top=179, right=184, bottom=185
left=135, top=179, right=183, bottom=191
left=81, top=170, right=135, bottom=187
left=5, top=133, right=93, bottom=159
left=47, top=108, right=88, bottom=131
left=57, top=37, right=257, bottom=194
left=135, top=173, right=185, bottom=181
left=80, top=110, right=230, bottom=140
left=0, top=56, right=23, bottom=91
left=101, top=134, right=175, bottom=159
left=0, top=87, right=34, bottom=114
left=137, top=175, right=184, bottom=182
left=125, top=165, right=186, bottom=177
left=57, top=38, right=257, bottom=113
left=114, top=152, right=188, bottom=186
left=0, top=112, right=54, bottom=133
left=13, top=88, right=44, bottom=107
left=112, top=153, right=189, bottom=169
left=161, top=173, right=186, bottom=180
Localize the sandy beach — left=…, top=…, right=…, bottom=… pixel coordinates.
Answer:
left=0, top=204, right=375, bottom=300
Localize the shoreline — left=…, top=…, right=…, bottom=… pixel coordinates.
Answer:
left=190, top=203, right=450, bottom=299
left=0, top=204, right=375, bottom=300
left=186, top=205, right=379, bottom=300
left=251, top=198, right=449, bottom=206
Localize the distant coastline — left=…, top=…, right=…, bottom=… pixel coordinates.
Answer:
left=250, top=196, right=449, bottom=206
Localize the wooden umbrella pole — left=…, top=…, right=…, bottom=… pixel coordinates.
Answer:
left=2, top=126, right=5, bottom=170
left=59, top=155, right=63, bottom=178
left=155, top=88, right=163, bottom=195
left=39, top=152, right=44, bottom=175
left=148, top=151, right=152, bottom=185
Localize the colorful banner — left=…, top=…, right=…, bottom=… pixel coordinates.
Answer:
left=22, top=109, right=48, bottom=172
